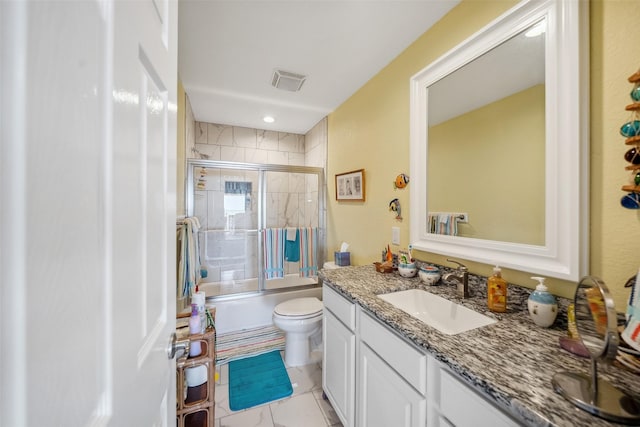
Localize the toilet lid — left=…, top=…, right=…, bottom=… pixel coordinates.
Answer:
left=274, top=297, right=323, bottom=317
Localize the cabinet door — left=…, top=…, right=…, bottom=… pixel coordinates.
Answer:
left=440, top=370, right=519, bottom=427
left=323, top=310, right=356, bottom=427
left=358, top=343, right=426, bottom=427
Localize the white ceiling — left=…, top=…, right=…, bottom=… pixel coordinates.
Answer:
left=178, top=0, right=461, bottom=135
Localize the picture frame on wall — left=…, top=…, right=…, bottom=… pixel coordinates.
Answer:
left=336, top=169, right=365, bottom=201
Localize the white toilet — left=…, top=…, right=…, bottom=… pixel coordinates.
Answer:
left=272, top=297, right=323, bottom=367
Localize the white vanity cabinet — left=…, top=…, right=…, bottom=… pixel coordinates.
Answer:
left=358, top=310, right=427, bottom=427
left=322, top=284, right=520, bottom=427
left=323, top=286, right=356, bottom=427
left=435, top=366, right=520, bottom=427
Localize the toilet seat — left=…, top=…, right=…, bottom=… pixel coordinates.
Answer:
left=274, top=297, right=323, bottom=318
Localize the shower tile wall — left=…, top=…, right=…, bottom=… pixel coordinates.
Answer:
left=194, top=122, right=305, bottom=166
left=187, top=117, right=327, bottom=282
left=303, top=118, right=326, bottom=234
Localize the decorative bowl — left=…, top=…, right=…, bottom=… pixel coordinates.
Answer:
left=419, top=266, right=441, bottom=285
left=398, top=263, right=418, bottom=278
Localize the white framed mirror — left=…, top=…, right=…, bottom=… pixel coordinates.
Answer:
left=409, top=0, right=588, bottom=281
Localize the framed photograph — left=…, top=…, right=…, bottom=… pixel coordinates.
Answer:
left=335, top=169, right=365, bottom=201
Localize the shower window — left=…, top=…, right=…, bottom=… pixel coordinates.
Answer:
left=224, top=181, right=251, bottom=219
left=186, top=160, right=325, bottom=298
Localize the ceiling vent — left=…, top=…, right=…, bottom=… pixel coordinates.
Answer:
left=271, top=70, right=306, bottom=92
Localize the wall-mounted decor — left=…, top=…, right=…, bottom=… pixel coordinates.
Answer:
left=336, top=169, right=365, bottom=201
left=620, top=68, right=640, bottom=209
left=389, top=198, right=402, bottom=221
left=394, top=173, right=410, bottom=189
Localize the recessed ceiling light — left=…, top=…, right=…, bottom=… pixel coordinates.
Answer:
left=263, top=116, right=275, bottom=123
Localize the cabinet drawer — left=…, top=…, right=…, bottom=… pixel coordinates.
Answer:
left=359, top=310, right=427, bottom=394
left=323, top=285, right=356, bottom=331
left=440, top=370, right=518, bottom=427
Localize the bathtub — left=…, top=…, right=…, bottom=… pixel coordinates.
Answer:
left=198, top=275, right=322, bottom=334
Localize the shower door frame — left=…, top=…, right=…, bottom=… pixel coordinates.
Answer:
left=186, top=159, right=326, bottom=297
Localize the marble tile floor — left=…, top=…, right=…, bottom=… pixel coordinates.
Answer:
left=214, top=352, right=342, bottom=427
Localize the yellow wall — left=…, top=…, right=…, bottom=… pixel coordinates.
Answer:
left=327, top=0, right=517, bottom=265
left=327, top=0, right=640, bottom=310
left=429, top=85, right=545, bottom=244
left=590, top=0, right=640, bottom=309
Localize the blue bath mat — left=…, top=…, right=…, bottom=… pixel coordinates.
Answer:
left=228, top=350, right=293, bottom=411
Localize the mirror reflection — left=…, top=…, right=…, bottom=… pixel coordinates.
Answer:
left=574, top=276, right=618, bottom=359
left=410, top=0, right=587, bottom=281
left=427, top=19, right=546, bottom=245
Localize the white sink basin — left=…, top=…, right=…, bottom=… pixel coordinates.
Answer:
left=378, top=289, right=497, bottom=335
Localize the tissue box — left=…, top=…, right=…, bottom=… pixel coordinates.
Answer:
left=334, top=251, right=351, bottom=266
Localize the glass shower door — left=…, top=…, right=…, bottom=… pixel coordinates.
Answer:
left=187, top=160, right=324, bottom=298
left=263, top=170, right=319, bottom=289
left=192, top=165, right=260, bottom=296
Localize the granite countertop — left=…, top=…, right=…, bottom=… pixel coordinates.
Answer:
left=319, top=264, right=640, bottom=427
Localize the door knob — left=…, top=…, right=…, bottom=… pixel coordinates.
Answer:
left=167, top=332, right=190, bottom=360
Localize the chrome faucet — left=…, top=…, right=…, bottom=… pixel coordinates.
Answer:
left=442, top=259, right=470, bottom=299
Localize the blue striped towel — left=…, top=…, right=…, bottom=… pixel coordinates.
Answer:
left=299, top=227, right=318, bottom=278
left=263, top=228, right=285, bottom=279
left=427, top=213, right=459, bottom=236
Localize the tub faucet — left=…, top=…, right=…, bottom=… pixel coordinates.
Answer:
left=442, top=259, right=470, bottom=299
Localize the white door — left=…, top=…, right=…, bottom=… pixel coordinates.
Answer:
left=0, top=0, right=178, bottom=425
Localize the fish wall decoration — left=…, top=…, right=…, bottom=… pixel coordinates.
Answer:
left=394, top=173, right=409, bottom=189
left=389, top=198, right=402, bottom=221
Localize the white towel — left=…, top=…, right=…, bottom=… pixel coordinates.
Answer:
left=286, top=227, right=297, bottom=241
left=439, top=214, right=449, bottom=235
left=427, top=213, right=460, bottom=236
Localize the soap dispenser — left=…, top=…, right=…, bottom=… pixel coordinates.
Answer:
left=528, top=276, right=558, bottom=327
left=487, top=265, right=507, bottom=312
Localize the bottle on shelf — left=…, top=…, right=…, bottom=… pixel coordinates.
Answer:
left=189, top=304, right=202, bottom=357
left=192, top=291, right=207, bottom=333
